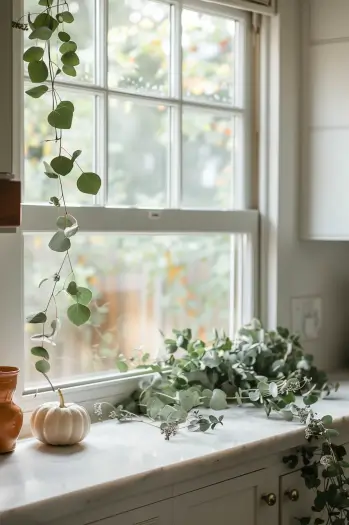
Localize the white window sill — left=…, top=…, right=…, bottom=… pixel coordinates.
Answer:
left=18, top=370, right=153, bottom=437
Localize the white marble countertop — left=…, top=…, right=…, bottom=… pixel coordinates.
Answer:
left=1, top=385, right=349, bottom=524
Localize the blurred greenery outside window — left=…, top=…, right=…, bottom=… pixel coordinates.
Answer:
left=22, top=0, right=255, bottom=389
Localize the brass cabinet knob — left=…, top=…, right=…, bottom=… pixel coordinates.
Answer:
left=261, top=493, right=277, bottom=506
left=285, top=489, right=299, bottom=502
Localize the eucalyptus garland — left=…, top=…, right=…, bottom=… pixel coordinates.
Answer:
left=105, top=319, right=345, bottom=523
left=13, top=0, right=101, bottom=389
left=114, top=319, right=339, bottom=422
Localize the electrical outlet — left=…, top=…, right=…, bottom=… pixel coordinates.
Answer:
left=291, top=296, right=322, bottom=341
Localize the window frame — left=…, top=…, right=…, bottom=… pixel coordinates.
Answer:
left=5, top=0, right=259, bottom=414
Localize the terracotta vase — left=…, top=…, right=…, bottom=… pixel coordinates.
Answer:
left=0, top=367, right=23, bottom=453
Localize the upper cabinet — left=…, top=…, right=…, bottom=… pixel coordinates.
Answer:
left=301, top=0, right=349, bottom=239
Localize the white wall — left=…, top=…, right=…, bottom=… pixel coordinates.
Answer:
left=265, top=0, right=349, bottom=371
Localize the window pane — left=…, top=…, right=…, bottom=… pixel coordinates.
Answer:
left=60, top=0, right=95, bottom=84
left=24, top=89, right=96, bottom=205
left=24, top=233, right=232, bottom=388
left=23, top=0, right=95, bottom=84
left=108, top=0, right=170, bottom=95
left=108, top=98, right=169, bottom=207
left=182, top=110, right=235, bottom=209
left=182, top=9, right=236, bottom=104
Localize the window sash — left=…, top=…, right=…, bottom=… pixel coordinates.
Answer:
left=18, top=0, right=252, bottom=212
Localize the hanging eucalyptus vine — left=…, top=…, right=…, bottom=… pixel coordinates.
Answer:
left=13, top=0, right=101, bottom=389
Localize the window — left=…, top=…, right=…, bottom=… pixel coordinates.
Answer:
left=12, top=0, right=258, bottom=396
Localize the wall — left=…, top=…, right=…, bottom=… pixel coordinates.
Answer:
left=263, top=0, right=349, bottom=371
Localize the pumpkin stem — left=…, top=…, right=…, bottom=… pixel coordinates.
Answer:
left=58, top=388, right=65, bottom=408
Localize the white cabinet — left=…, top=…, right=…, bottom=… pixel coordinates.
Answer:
left=301, top=0, right=349, bottom=239
left=90, top=501, right=172, bottom=525
left=173, top=469, right=279, bottom=525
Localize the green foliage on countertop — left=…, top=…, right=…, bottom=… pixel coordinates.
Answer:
left=115, top=319, right=339, bottom=422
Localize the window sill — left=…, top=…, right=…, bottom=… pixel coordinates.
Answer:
left=18, top=369, right=157, bottom=437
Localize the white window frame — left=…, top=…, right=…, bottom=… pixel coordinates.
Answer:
left=1, top=0, right=259, bottom=416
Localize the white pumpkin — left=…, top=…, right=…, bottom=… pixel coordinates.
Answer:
left=30, top=389, right=90, bottom=446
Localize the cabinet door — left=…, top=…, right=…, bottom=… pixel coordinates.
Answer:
left=280, top=469, right=314, bottom=525
left=173, top=469, right=279, bottom=525
left=91, top=500, right=172, bottom=525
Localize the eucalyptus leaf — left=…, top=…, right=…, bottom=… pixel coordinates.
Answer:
left=23, top=46, right=44, bottom=62
left=56, top=214, right=74, bottom=230
left=177, top=390, right=196, bottom=412
left=30, top=334, right=56, bottom=346
left=28, top=60, right=48, bottom=83
left=44, top=160, right=58, bottom=178
left=116, top=359, right=128, bottom=373
left=35, top=359, right=50, bottom=374
left=199, top=419, right=211, bottom=432
left=31, top=347, right=49, bottom=359
left=147, top=398, right=165, bottom=420
left=49, top=319, right=61, bottom=339
left=325, top=429, right=340, bottom=438
left=62, top=65, right=77, bottom=77
left=170, top=406, right=188, bottom=423
left=201, top=388, right=213, bottom=408
left=33, top=13, right=58, bottom=31
left=26, top=312, right=47, bottom=324
left=29, top=27, right=52, bottom=40
left=159, top=405, right=177, bottom=422
left=269, top=382, right=278, bottom=398
left=249, top=390, right=261, bottom=402
left=64, top=222, right=79, bottom=238
left=58, top=31, right=70, bottom=42
left=61, top=51, right=80, bottom=66
left=59, top=41, right=77, bottom=54
left=26, top=85, right=49, bottom=99
left=50, top=196, right=60, bottom=207
left=72, top=150, right=82, bottom=162
left=271, top=359, right=285, bottom=372
left=48, top=231, right=71, bottom=252
left=77, top=172, right=101, bottom=195
left=321, top=415, right=333, bottom=425
left=76, top=287, right=92, bottom=305
left=57, top=11, right=74, bottom=23
left=66, top=281, right=78, bottom=296
left=67, top=303, right=91, bottom=326
left=50, top=155, right=73, bottom=176
left=209, top=389, right=228, bottom=410
left=303, top=393, right=318, bottom=406
left=202, top=349, right=221, bottom=368
left=48, top=101, right=74, bottom=130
